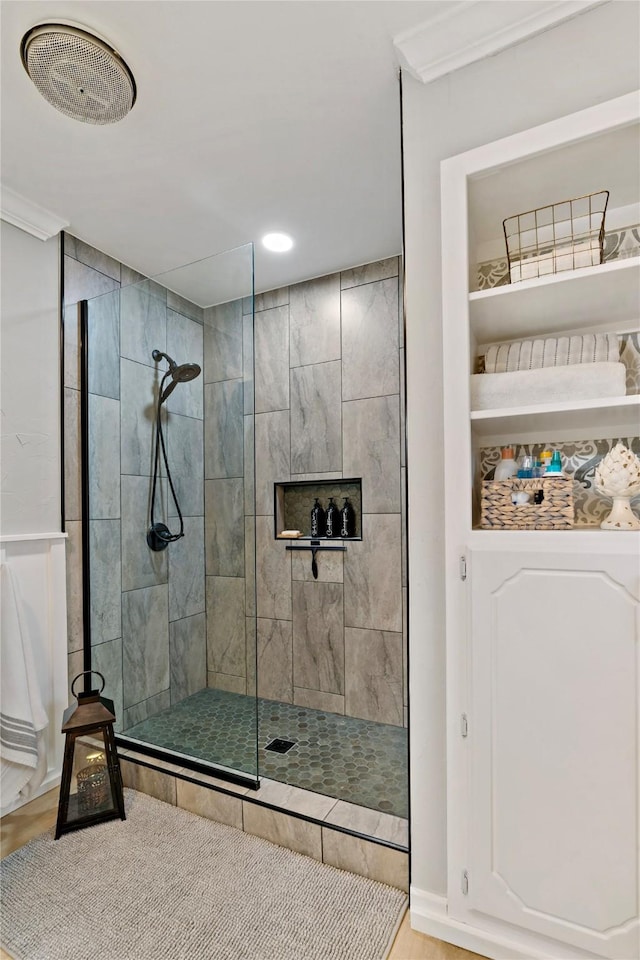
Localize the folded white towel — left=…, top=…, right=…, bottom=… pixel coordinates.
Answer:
left=1, top=563, right=48, bottom=809
left=485, top=334, right=619, bottom=374
left=470, top=361, right=626, bottom=411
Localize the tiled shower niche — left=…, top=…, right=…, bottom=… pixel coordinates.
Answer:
left=275, top=478, right=362, bottom=540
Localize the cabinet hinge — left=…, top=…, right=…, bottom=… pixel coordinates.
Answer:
left=459, top=556, right=467, bottom=581
left=461, top=713, right=468, bottom=738
left=462, top=870, right=469, bottom=896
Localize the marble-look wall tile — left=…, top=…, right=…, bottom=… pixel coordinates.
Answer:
left=204, top=379, right=243, bottom=479
left=64, top=256, right=119, bottom=306
left=290, top=361, right=342, bottom=474
left=244, top=416, right=255, bottom=515
left=256, top=515, right=291, bottom=621
left=170, top=613, right=206, bottom=703
left=204, top=300, right=243, bottom=383
left=206, top=576, right=245, bottom=677
left=344, top=514, right=402, bottom=632
left=167, top=291, right=204, bottom=324
left=205, top=478, right=244, bottom=578
left=257, top=618, right=293, bottom=703
left=289, top=274, right=340, bottom=367
left=122, top=689, right=171, bottom=728
left=401, top=466, right=407, bottom=588
left=67, top=650, right=84, bottom=705
left=293, top=688, right=345, bottom=714
left=246, top=616, right=257, bottom=696
left=65, top=521, right=83, bottom=653
left=208, top=672, right=247, bottom=695
left=398, top=266, right=404, bottom=348
left=88, top=289, right=120, bottom=400
left=291, top=548, right=343, bottom=583
left=166, top=413, right=203, bottom=516
left=255, top=287, right=289, bottom=312
left=243, top=314, right=254, bottom=415
left=64, top=389, right=81, bottom=521
left=340, top=257, right=399, bottom=290
left=402, top=587, right=408, bottom=712
left=88, top=394, right=120, bottom=519
left=122, top=584, right=169, bottom=707
left=120, top=359, right=157, bottom=477
left=168, top=516, right=205, bottom=620
left=399, top=347, right=406, bottom=468
left=120, top=760, right=176, bottom=805
left=254, top=305, right=289, bottom=413
left=89, top=519, right=121, bottom=644
left=243, top=803, right=321, bottom=860
left=254, top=411, right=290, bottom=515
left=176, top=779, right=243, bottom=829
left=256, top=778, right=336, bottom=819
left=343, top=396, right=401, bottom=513
left=120, top=264, right=146, bottom=288
left=344, top=627, right=403, bottom=726
left=341, top=277, right=399, bottom=401
left=63, top=304, right=80, bottom=390
left=91, top=638, right=124, bottom=732
left=121, top=475, right=167, bottom=591
left=64, top=235, right=121, bottom=281
left=321, top=828, right=408, bottom=891
left=165, top=310, right=204, bottom=419
left=245, top=516, right=256, bottom=618
left=120, top=280, right=167, bottom=367
left=292, top=582, right=344, bottom=695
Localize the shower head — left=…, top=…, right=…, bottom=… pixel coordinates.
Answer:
left=152, top=349, right=201, bottom=403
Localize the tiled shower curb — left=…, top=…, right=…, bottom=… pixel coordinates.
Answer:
left=119, top=749, right=409, bottom=892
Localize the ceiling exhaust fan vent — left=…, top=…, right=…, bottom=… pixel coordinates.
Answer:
left=20, top=23, right=136, bottom=125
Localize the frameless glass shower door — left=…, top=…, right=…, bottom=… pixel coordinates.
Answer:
left=84, top=243, right=258, bottom=785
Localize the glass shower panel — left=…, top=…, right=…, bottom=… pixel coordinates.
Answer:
left=85, top=243, right=257, bottom=785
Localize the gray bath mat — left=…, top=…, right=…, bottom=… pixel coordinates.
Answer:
left=1, top=789, right=406, bottom=960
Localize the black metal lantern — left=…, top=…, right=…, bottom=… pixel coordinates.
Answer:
left=55, top=671, right=126, bottom=839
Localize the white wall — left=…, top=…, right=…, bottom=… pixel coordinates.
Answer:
left=0, top=221, right=61, bottom=535
left=404, top=0, right=640, bottom=898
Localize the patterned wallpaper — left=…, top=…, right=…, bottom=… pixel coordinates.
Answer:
left=479, top=437, right=640, bottom=526
left=475, top=224, right=640, bottom=291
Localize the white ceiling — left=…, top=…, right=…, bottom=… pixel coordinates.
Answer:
left=0, top=1, right=604, bottom=298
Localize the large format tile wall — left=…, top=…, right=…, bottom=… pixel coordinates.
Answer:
left=63, top=235, right=212, bottom=729
left=207, top=258, right=407, bottom=726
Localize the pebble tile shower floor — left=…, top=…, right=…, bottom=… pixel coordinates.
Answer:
left=122, top=688, right=408, bottom=819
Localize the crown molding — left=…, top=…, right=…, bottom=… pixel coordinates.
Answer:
left=0, top=185, right=69, bottom=241
left=394, top=0, right=609, bottom=85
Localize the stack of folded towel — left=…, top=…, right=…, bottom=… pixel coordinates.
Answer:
left=472, top=332, right=626, bottom=410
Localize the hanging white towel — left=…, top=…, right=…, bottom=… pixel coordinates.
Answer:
left=0, top=563, right=48, bottom=809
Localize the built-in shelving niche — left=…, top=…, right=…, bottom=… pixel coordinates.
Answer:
left=274, top=478, right=362, bottom=540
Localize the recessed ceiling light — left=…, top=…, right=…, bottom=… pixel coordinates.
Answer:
left=262, top=232, right=294, bottom=253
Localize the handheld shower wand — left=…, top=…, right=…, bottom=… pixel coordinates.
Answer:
left=147, top=349, right=202, bottom=551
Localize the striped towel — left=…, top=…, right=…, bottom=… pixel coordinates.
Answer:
left=484, top=334, right=620, bottom=374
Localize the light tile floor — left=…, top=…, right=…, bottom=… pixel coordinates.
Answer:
left=122, top=687, right=408, bottom=818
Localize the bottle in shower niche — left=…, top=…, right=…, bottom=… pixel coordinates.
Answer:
left=325, top=497, right=339, bottom=538
left=340, top=497, right=356, bottom=538
left=310, top=498, right=326, bottom=538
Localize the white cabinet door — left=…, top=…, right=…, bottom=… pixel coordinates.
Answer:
left=455, top=546, right=639, bottom=959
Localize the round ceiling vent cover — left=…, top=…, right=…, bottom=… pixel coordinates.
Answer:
left=20, top=23, right=136, bottom=124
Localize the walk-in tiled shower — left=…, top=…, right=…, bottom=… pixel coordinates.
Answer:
left=64, top=235, right=407, bottom=820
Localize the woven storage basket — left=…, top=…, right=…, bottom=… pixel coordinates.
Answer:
left=481, top=477, right=574, bottom=530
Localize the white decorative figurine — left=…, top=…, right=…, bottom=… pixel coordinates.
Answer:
left=594, top=442, right=640, bottom=530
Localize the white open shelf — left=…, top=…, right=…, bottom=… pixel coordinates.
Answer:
left=470, top=256, right=640, bottom=343
left=470, top=393, right=640, bottom=445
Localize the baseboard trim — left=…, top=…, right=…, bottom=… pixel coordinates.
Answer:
left=409, top=887, right=603, bottom=960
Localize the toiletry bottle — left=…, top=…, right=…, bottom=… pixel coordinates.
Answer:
left=325, top=497, right=339, bottom=538
left=539, top=448, right=553, bottom=474
left=310, top=498, right=326, bottom=538
left=340, top=497, right=356, bottom=538
left=494, top=446, right=518, bottom=481
left=517, top=454, right=536, bottom=479
left=545, top=450, right=564, bottom=476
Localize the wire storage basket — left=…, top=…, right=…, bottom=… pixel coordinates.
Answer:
left=503, top=190, right=609, bottom=283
